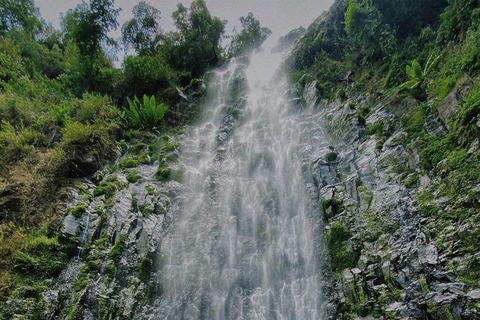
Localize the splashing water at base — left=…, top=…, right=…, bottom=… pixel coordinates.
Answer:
left=143, top=38, right=329, bottom=320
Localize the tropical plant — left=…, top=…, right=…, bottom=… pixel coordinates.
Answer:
left=121, top=1, right=162, bottom=55
left=399, top=54, right=442, bottom=91
left=122, top=94, right=168, bottom=130
left=228, top=12, right=272, bottom=57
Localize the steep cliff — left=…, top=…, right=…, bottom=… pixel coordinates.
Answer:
left=288, top=0, right=480, bottom=318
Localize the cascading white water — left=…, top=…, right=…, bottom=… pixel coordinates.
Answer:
left=145, top=39, right=328, bottom=320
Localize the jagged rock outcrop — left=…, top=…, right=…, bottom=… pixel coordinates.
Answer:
left=298, top=82, right=480, bottom=319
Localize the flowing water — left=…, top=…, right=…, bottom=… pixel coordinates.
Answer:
left=145, top=40, right=328, bottom=320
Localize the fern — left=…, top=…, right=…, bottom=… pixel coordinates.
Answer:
left=122, top=95, right=168, bottom=130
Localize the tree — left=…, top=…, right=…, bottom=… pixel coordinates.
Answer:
left=122, top=1, right=161, bottom=55
left=169, top=0, right=225, bottom=77
left=372, top=0, right=447, bottom=39
left=0, top=0, right=41, bottom=36
left=62, top=0, right=120, bottom=94
left=63, top=0, right=120, bottom=60
left=228, top=12, right=272, bottom=57
left=344, top=0, right=395, bottom=64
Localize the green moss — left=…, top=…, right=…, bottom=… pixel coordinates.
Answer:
left=129, top=142, right=147, bottom=155
left=326, top=221, right=356, bottom=272
left=93, top=184, right=116, bottom=198
left=156, top=162, right=171, bottom=181
left=368, top=121, right=384, bottom=137
left=166, top=153, right=178, bottom=162
left=419, top=274, right=430, bottom=294
left=93, top=175, right=124, bottom=198
left=12, top=232, right=75, bottom=281
left=126, top=170, right=139, bottom=183
left=321, top=197, right=344, bottom=222
left=73, top=266, right=89, bottom=292
left=94, top=237, right=108, bottom=250
left=136, top=257, right=153, bottom=282
left=104, top=261, right=116, bottom=278
left=459, top=257, right=480, bottom=284
left=404, top=174, right=419, bottom=188
left=119, top=157, right=139, bottom=168
left=119, top=151, right=151, bottom=169
left=145, top=186, right=154, bottom=195
left=160, top=141, right=179, bottom=153
left=139, top=203, right=152, bottom=217
left=416, top=190, right=439, bottom=217
left=109, top=234, right=127, bottom=263
left=71, top=205, right=87, bottom=219
left=131, top=194, right=138, bottom=212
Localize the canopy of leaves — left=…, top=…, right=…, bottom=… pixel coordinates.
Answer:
left=228, top=12, right=272, bottom=57
left=61, top=0, right=120, bottom=95
left=168, top=0, right=225, bottom=78
left=122, top=1, right=161, bottom=55
left=0, top=0, right=41, bottom=36
left=63, top=0, right=120, bottom=59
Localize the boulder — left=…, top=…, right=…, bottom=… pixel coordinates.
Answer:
left=437, top=91, right=462, bottom=124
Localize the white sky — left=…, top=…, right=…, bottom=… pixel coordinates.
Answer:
left=35, top=0, right=334, bottom=38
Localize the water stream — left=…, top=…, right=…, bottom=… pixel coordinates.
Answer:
left=144, top=40, right=328, bottom=320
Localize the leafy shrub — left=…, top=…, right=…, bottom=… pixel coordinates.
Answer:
left=399, top=54, right=441, bottom=99
left=61, top=121, right=94, bottom=146
left=0, top=120, right=38, bottom=162
left=122, top=95, right=168, bottom=130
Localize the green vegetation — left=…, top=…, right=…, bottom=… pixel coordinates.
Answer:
left=228, top=13, right=272, bottom=57
left=109, top=234, right=127, bottom=263
left=322, top=197, right=344, bottom=222
left=122, top=94, right=168, bottom=130
left=93, top=175, right=124, bottom=198
left=136, top=257, right=153, bottom=282
left=126, top=170, right=139, bottom=183
left=156, top=162, right=171, bottom=181
left=71, top=205, right=87, bottom=219
left=326, top=221, right=356, bottom=272
left=1, top=0, right=272, bottom=314
left=399, top=54, right=442, bottom=99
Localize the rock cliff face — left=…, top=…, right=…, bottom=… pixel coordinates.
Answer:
left=295, top=79, right=480, bottom=319
left=40, top=32, right=480, bottom=320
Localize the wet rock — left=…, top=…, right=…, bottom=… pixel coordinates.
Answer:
left=467, top=289, right=480, bottom=300
left=419, top=244, right=438, bottom=266
left=358, top=255, right=370, bottom=271
left=303, top=81, right=318, bottom=109
left=424, top=113, right=448, bottom=137
left=437, top=91, right=462, bottom=124
left=63, top=213, right=80, bottom=236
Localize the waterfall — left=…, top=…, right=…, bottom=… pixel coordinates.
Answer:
left=144, top=39, right=328, bottom=320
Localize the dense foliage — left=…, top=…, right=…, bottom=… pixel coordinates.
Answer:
left=0, top=0, right=273, bottom=314
left=290, top=0, right=480, bottom=318
left=228, top=12, right=272, bottom=57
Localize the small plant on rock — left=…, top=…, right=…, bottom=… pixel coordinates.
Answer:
left=399, top=54, right=442, bottom=100
left=121, top=95, right=168, bottom=130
